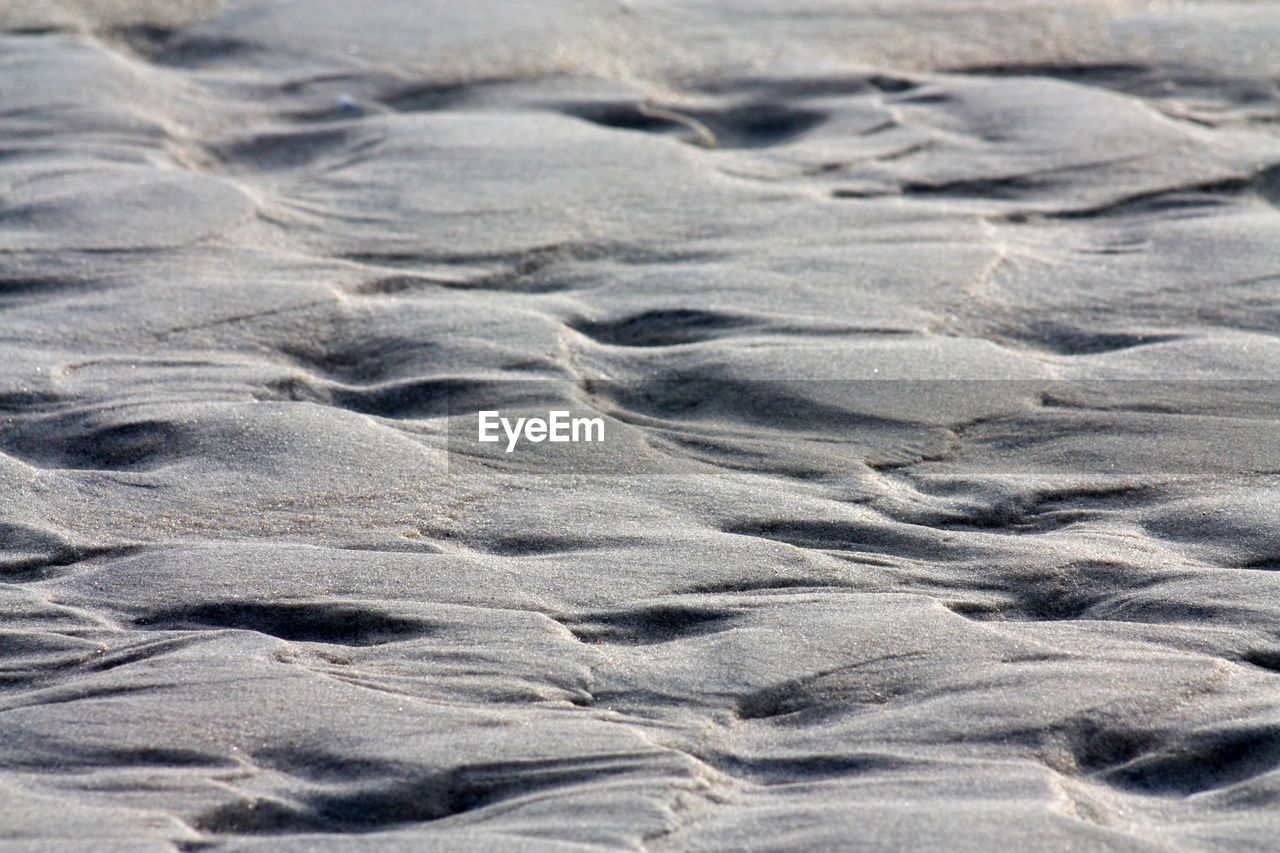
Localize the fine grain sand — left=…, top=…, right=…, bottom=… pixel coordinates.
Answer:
left=3, top=1, right=1280, bottom=850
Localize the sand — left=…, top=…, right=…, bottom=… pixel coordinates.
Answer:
left=3, top=1, right=1280, bottom=849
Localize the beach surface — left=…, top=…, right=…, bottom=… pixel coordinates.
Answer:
left=3, top=1, right=1280, bottom=849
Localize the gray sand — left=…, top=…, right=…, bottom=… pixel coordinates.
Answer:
left=3, top=1, right=1280, bottom=849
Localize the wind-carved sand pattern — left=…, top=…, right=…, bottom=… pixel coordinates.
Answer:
left=3, top=0, right=1280, bottom=849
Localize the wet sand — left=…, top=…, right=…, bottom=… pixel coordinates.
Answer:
left=3, top=2, right=1280, bottom=849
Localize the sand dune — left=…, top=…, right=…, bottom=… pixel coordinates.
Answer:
left=3, top=1, right=1280, bottom=849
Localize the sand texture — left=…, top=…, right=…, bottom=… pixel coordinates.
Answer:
left=3, top=1, right=1280, bottom=849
